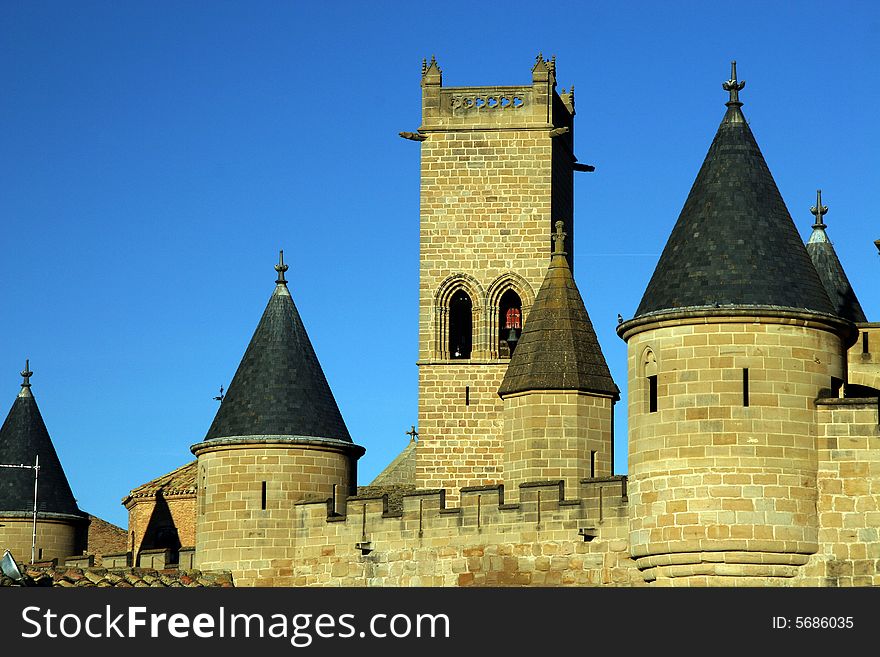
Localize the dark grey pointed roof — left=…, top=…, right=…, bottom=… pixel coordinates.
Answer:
left=499, top=224, right=618, bottom=398
left=204, top=264, right=352, bottom=443
left=634, top=70, right=835, bottom=319
left=805, top=201, right=867, bottom=323
left=0, top=373, right=81, bottom=516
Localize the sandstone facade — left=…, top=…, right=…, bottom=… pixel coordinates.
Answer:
left=17, top=57, right=874, bottom=589
left=415, top=57, right=574, bottom=501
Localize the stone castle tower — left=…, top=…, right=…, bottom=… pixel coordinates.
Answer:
left=616, top=63, right=858, bottom=585
left=190, top=253, right=365, bottom=582
left=498, top=221, right=618, bottom=500
left=0, top=363, right=88, bottom=562
left=9, top=57, right=877, bottom=589
left=414, top=55, right=592, bottom=499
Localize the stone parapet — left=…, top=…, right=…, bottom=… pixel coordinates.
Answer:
left=799, top=397, right=880, bottom=586
left=224, top=477, right=636, bottom=587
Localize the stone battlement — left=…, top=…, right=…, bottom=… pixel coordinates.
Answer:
left=321, top=476, right=627, bottom=528
left=420, top=55, right=573, bottom=131
left=228, top=477, right=641, bottom=588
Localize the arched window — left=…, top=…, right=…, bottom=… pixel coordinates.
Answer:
left=498, top=289, right=523, bottom=358
left=449, top=290, right=473, bottom=359
left=643, top=348, right=658, bottom=413
left=486, top=273, right=534, bottom=360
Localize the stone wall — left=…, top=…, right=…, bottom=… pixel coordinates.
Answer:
left=848, top=323, right=880, bottom=390
left=84, top=514, right=127, bottom=566
left=502, top=390, right=613, bottom=500
left=800, top=398, right=880, bottom=586
left=621, top=313, right=847, bottom=584
left=193, top=440, right=355, bottom=574
left=127, top=493, right=196, bottom=561
left=224, top=478, right=641, bottom=587
left=0, top=514, right=83, bottom=563
left=416, top=364, right=507, bottom=501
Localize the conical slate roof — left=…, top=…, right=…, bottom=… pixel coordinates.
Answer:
left=0, top=366, right=81, bottom=516
left=204, top=254, right=352, bottom=442
left=805, top=191, right=867, bottom=324
left=499, top=223, right=618, bottom=398
left=634, top=64, right=835, bottom=319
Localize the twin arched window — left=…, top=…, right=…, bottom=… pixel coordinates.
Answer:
left=436, top=275, right=531, bottom=361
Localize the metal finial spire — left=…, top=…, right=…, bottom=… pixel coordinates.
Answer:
left=722, top=60, right=745, bottom=105
left=274, top=249, right=289, bottom=284
left=552, top=220, right=567, bottom=255
left=406, top=425, right=419, bottom=442
left=213, top=385, right=225, bottom=402
left=810, top=189, right=828, bottom=228
left=20, top=359, right=32, bottom=388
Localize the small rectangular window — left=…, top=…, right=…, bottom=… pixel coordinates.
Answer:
left=465, top=385, right=470, bottom=406
left=590, top=450, right=597, bottom=478
left=261, top=481, right=267, bottom=510
left=863, top=332, right=869, bottom=354
left=648, top=375, right=658, bottom=413
left=743, top=368, right=750, bottom=407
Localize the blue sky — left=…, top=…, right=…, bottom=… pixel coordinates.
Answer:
left=1, top=1, right=878, bottom=528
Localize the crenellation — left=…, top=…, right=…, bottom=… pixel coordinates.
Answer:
left=229, top=473, right=640, bottom=587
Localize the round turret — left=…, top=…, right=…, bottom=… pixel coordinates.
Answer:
left=191, top=253, right=364, bottom=584
left=617, top=64, right=856, bottom=585
left=499, top=222, right=619, bottom=499
left=0, top=363, right=88, bottom=563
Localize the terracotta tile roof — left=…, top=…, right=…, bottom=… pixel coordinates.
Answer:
left=1, top=566, right=233, bottom=588
left=125, top=460, right=198, bottom=501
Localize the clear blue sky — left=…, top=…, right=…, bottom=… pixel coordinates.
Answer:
left=2, top=1, right=878, bottom=528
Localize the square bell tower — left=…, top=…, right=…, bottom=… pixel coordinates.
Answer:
left=413, top=55, right=583, bottom=500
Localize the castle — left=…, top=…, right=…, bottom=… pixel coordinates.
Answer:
left=2, top=57, right=879, bottom=587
